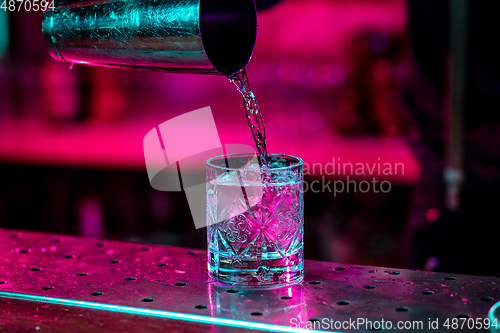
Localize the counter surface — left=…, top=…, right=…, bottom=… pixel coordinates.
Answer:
left=0, top=228, right=498, bottom=332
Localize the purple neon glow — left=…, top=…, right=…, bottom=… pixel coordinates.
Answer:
left=0, top=0, right=415, bottom=183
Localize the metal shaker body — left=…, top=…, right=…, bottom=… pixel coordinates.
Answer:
left=42, top=0, right=257, bottom=76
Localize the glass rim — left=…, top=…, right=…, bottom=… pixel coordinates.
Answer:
left=206, top=153, right=303, bottom=172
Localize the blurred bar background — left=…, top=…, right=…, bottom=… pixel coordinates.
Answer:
left=1, top=0, right=498, bottom=276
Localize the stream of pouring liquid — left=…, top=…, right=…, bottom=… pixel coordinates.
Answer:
left=229, top=69, right=269, bottom=169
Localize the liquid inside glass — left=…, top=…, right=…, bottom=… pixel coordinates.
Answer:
left=207, top=155, right=304, bottom=288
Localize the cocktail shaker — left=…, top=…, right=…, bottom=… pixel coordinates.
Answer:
left=42, top=0, right=257, bottom=76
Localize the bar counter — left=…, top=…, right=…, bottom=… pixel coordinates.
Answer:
left=1, top=228, right=498, bottom=332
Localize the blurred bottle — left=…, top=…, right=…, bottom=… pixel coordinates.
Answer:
left=336, top=30, right=410, bottom=136
left=7, top=10, right=46, bottom=118
left=38, top=60, right=82, bottom=124
left=86, top=68, right=127, bottom=123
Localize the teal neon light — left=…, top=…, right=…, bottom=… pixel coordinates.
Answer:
left=0, top=10, right=8, bottom=57
left=488, top=300, right=500, bottom=333
left=0, top=291, right=335, bottom=333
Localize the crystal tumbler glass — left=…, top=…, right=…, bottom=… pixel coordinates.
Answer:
left=207, top=153, right=304, bottom=288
